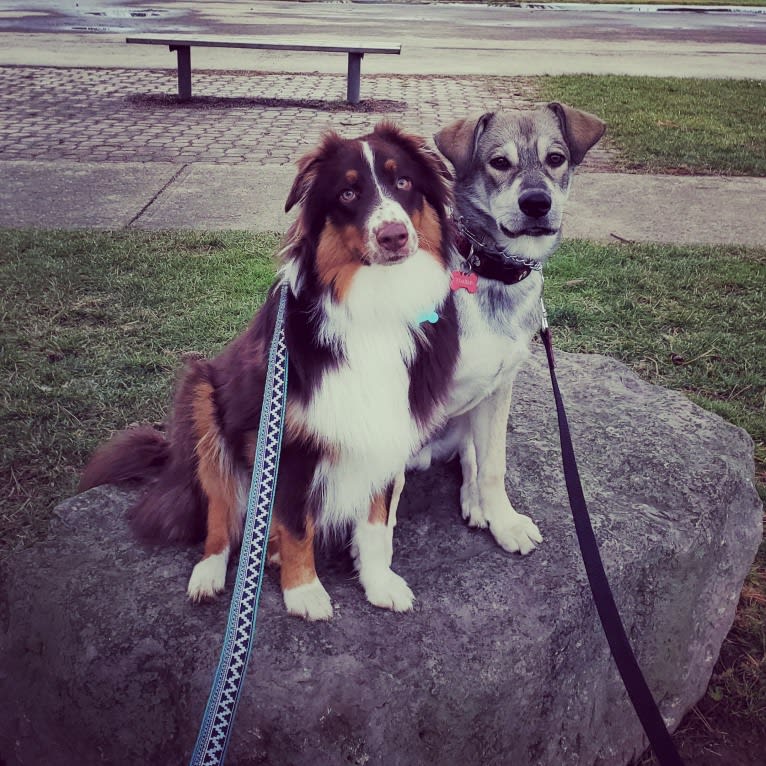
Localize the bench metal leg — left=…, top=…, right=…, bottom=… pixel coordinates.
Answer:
left=346, top=52, right=364, bottom=104
left=170, top=45, right=192, bottom=100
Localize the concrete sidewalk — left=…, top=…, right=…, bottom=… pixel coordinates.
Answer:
left=1, top=64, right=764, bottom=246
left=4, top=159, right=766, bottom=246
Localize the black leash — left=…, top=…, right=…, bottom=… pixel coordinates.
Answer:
left=451, top=216, right=684, bottom=763
left=540, top=319, right=684, bottom=766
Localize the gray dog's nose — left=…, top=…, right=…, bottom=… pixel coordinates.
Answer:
left=518, top=190, right=552, bottom=218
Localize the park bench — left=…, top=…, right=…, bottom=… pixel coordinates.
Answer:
left=125, top=35, right=402, bottom=104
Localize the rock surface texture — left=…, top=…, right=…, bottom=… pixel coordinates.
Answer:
left=1, top=349, right=762, bottom=766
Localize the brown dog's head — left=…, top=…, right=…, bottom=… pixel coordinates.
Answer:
left=435, top=103, right=605, bottom=263
left=285, top=123, right=450, bottom=261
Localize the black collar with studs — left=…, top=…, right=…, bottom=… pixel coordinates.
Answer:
left=453, top=217, right=542, bottom=286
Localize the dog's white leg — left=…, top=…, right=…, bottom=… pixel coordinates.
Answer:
left=408, top=442, right=433, bottom=471
left=389, top=470, right=405, bottom=529
left=457, top=415, right=487, bottom=529
left=352, top=491, right=414, bottom=612
left=465, top=383, right=542, bottom=555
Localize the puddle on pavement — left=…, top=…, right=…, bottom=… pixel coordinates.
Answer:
left=71, top=26, right=121, bottom=32
left=85, top=8, right=168, bottom=19
left=67, top=6, right=180, bottom=33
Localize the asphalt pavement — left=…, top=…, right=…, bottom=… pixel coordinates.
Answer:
left=0, top=7, right=764, bottom=246
left=3, top=1, right=765, bottom=79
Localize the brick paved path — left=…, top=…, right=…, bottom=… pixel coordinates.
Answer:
left=0, top=66, right=614, bottom=169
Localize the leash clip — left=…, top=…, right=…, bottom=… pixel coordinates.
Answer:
left=456, top=216, right=492, bottom=263
left=540, top=294, right=550, bottom=333
left=462, top=247, right=481, bottom=274
left=537, top=269, right=549, bottom=332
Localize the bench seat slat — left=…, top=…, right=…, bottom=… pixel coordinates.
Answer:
left=125, top=35, right=401, bottom=55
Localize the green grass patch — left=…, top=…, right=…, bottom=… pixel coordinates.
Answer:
left=466, top=0, right=766, bottom=6
left=545, top=239, right=766, bottom=740
left=1, top=227, right=764, bottom=746
left=545, top=240, right=766, bottom=470
left=530, top=0, right=766, bottom=5
left=513, top=0, right=766, bottom=4
left=0, top=229, right=280, bottom=552
left=536, top=75, right=766, bottom=176
left=590, top=0, right=764, bottom=4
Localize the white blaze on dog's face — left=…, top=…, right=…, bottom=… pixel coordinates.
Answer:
left=360, top=141, right=420, bottom=264
left=435, top=103, right=606, bottom=264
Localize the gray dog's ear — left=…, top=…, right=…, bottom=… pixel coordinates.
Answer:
left=434, top=112, right=494, bottom=177
left=547, top=103, right=606, bottom=166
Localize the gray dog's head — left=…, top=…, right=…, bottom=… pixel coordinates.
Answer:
left=435, top=103, right=605, bottom=263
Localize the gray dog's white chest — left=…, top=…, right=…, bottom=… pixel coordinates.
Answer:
left=447, top=284, right=540, bottom=417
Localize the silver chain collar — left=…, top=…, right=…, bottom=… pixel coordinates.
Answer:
left=455, top=216, right=543, bottom=273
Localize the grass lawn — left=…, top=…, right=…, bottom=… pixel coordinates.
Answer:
left=1, top=231, right=763, bottom=766
left=522, top=0, right=766, bottom=5
left=3, top=230, right=762, bottom=542
left=0, top=229, right=280, bottom=551
left=535, top=76, right=766, bottom=176
left=544, top=240, right=766, bottom=763
left=455, top=0, right=766, bottom=6
left=545, top=241, right=766, bottom=466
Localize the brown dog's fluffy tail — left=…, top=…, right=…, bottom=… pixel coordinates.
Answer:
left=79, top=424, right=206, bottom=544
left=79, top=426, right=170, bottom=491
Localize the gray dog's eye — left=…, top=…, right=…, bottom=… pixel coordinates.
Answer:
left=547, top=152, right=567, bottom=167
left=489, top=156, right=511, bottom=171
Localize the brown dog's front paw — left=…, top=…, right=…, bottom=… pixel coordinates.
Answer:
left=362, top=569, right=415, bottom=613
left=283, top=578, right=334, bottom=621
left=187, top=549, right=229, bottom=602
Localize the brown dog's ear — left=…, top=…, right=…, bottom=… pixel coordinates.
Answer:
left=285, top=150, right=319, bottom=213
left=285, top=131, right=345, bottom=212
left=547, top=102, right=606, bottom=166
left=434, top=112, right=494, bottom=177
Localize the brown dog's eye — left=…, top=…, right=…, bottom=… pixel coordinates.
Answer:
left=489, top=156, right=511, bottom=171
left=547, top=152, right=567, bottom=168
left=339, top=189, right=357, bottom=203
left=395, top=177, right=412, bottom=191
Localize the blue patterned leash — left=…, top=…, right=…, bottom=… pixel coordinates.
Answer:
left=189, top=283, right=289, bottom=766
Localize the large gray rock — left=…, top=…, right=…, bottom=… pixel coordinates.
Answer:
left=1, top=349, right=762, bottom=766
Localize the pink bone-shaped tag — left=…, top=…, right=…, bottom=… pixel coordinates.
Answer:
left=450, top=270, right=478, bottom=294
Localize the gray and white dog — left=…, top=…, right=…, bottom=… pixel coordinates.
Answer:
left=409, top=102, right=606, bottom=555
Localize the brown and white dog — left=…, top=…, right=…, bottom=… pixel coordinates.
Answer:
left=80, top=123, right=459, bottom=621
left=410, top=103, right=606, bottom=554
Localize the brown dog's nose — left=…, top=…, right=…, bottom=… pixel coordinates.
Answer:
left=376, top=222, right=409, bottom=252
left=518, top=189, right=552, bottom=219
